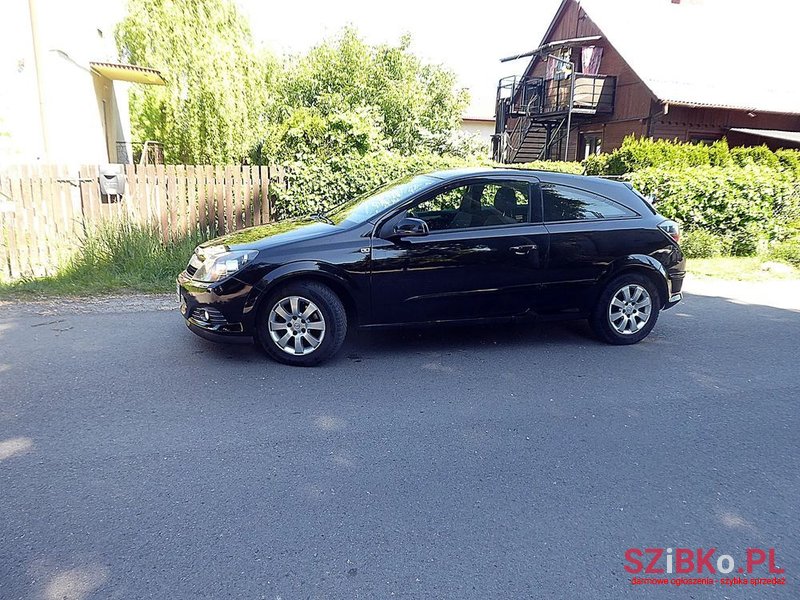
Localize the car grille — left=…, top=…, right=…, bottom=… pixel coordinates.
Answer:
left=190, top=307, right=227, bottom=327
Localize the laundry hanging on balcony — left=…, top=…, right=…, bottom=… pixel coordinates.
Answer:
left=581, top=46, right=603, bottom=75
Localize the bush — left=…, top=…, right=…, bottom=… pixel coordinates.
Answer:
left=725, top=222, right=768, bottom=257
left=513, top=160, right=584, bottom=174
left=583, top=153, right=610, bottom=175
left=768, top=237, right=800, bottom=266
left=776, top=149, right=800, bottom=178
left=602, top=136, right=731, bottom=175
left=273, top=153, right=583, bottom=219
left=627, top=164, right=799, bottom=245
left=730, top=145, right=781, bottom=169
left=588, top=136, right=800, bottom=176
left=680, top=229, right=727, bottom=258
left=273, top=152, right=475, bottom=218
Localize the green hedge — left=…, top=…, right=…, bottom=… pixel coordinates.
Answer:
left=584, top=136, right=800, bottom=177
left=680, top=229, right=728, bottom=259
left=273, top=153, right=583, bottom=219
left=273, top=152, right=472, bottom=219
left=269, top=139, right=800, bottom=261
left=627, top=164, right=800, bottom=251
left=768, top=236, right=800, bottom=266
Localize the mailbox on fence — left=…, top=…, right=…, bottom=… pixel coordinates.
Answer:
left=98, top=165, right=125, bottom=201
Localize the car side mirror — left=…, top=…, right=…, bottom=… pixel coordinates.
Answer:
left=392, top=217, right=429, bottom=238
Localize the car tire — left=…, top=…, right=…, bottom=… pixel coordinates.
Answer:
left=590, top=273, right=660, bottom=345
left=257, top=281, right=347, bottom=366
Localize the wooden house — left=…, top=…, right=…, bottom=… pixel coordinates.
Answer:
left=493, top=0, right=800, bottom=163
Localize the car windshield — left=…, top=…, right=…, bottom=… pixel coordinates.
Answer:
left=325, top=175, right=439, bottom=225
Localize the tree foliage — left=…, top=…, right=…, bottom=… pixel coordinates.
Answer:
left=260, top=28, right=472, bottom=162
left=116, top=0, right=273, bottom=163
left=117, top=2, right=473, bottom=165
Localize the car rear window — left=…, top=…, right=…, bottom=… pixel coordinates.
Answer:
left=541, top=183, right=638, bottom=222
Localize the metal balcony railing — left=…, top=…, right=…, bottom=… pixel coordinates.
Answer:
left=497, top=74, right=616, bottom=117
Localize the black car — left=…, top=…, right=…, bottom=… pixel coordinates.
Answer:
left=177, top=168, right=685, bottom=366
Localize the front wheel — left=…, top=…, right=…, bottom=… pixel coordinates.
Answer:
left=257, top=281, right=347, bottom=366
left=590, top=273, right=660, bottom=345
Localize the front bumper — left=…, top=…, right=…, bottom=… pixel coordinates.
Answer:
left=177, top=271, right=254, bottom=342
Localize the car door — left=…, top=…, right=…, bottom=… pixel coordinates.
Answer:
left=368, top=176, right=550, bottom=325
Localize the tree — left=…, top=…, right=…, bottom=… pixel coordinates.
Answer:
left=264, top=28, right=471, bottom=161
left=116, top=0, right=273, bottom=163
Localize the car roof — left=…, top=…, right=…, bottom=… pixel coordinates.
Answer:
left=425, top=167, right=633, bottom=195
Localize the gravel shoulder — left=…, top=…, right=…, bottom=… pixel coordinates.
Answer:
left=2, top=275, right=798, bottom=317
left=0, top=292, right=177, bottom=317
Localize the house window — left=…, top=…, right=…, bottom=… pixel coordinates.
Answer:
left=689, top=134, right=718, bottom=145
left=582, top=134, right=602, bottom=159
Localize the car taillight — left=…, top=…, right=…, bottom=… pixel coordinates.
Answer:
left=658, top=219, right=681, bottom=244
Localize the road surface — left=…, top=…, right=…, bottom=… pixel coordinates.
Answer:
left=1, top=278, right=798, bottom=599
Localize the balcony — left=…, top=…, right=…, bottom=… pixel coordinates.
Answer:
left=497, top=73, right=616, bottom=118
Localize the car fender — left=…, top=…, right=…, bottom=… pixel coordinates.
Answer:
left=601, top=255, right=670, bottom=307
left=243, top=260, right=359, bottom=324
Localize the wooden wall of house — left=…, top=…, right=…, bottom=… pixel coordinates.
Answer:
left=525, top=0, right=655, bottom=159
left=651, top=105, right=800, bottom=144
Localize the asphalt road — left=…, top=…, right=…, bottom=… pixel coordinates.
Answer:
left=1, top=280, right=798, bottom=599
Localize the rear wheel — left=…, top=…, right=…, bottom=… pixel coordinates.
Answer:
left=257, top=281, right=347, bottom=366
left=590, top=273, right=660, bottom=345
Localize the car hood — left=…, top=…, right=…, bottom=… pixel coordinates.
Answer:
left=199, top=218, right=337, bottom=252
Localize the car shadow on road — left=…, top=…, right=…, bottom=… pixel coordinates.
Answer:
left=186, top=291, right=799, bottom=368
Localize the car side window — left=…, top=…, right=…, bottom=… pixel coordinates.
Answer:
left=541, top=183, right=637, bottom=222
left=408, top=181, right=530, bottom=231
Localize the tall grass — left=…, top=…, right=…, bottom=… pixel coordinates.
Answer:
left=0, top=219, right=206, bottom=296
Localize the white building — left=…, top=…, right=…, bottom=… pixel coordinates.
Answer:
left=460, top=116, right=496, bottom=147
left=0, top=0, right=163, bottom=165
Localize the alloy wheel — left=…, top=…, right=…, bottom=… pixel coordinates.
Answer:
left=268, top=295, right=326, bottom=355
left=608, top=284, right=652, bottom=335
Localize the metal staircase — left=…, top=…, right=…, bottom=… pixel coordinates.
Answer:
left=493, top=73, right=616, bottom=164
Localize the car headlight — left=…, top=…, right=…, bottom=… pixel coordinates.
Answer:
left=192, top=248, right=258, bottom=282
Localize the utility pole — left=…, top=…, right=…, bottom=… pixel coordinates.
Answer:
left=28, top=0, right=49, bottom=159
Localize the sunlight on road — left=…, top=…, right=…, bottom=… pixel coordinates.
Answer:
left=0, top=321, right=13, bottom=342
left=718, top=510, right=759, bottom=535
left=44, top=565, right=109, bottom=600
left=0, top=436, right=33, bottom=461
left=314, top=415, right=347, bottom=431
left=685, top=276, right=800, bottom=311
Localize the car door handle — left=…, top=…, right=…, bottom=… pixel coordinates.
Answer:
left=510, top=244, right=537, bottom=255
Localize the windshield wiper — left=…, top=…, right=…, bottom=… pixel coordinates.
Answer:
left=311, top=212, right=334, bottom=225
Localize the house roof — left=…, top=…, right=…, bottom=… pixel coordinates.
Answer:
left=728, top=128, right=800, bottom=145
left=90, top=62, right=166, bottom=85
left=532, top=0, right=800, bottom=115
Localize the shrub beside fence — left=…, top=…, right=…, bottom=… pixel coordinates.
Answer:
left=0, top=164, right=284, bottom=281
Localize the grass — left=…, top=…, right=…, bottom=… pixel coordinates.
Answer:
left=0, top=220, right=204, bottom=298
left=687, top=256, right=800, bottom=281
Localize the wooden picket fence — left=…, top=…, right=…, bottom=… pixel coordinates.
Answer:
left=0, top=163, right=285, bottom=280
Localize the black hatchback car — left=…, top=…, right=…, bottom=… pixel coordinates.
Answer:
left=178, top=168, right=685, bottom=365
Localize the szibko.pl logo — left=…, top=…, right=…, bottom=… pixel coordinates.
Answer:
left=624, top=547, right=786, bottom=587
